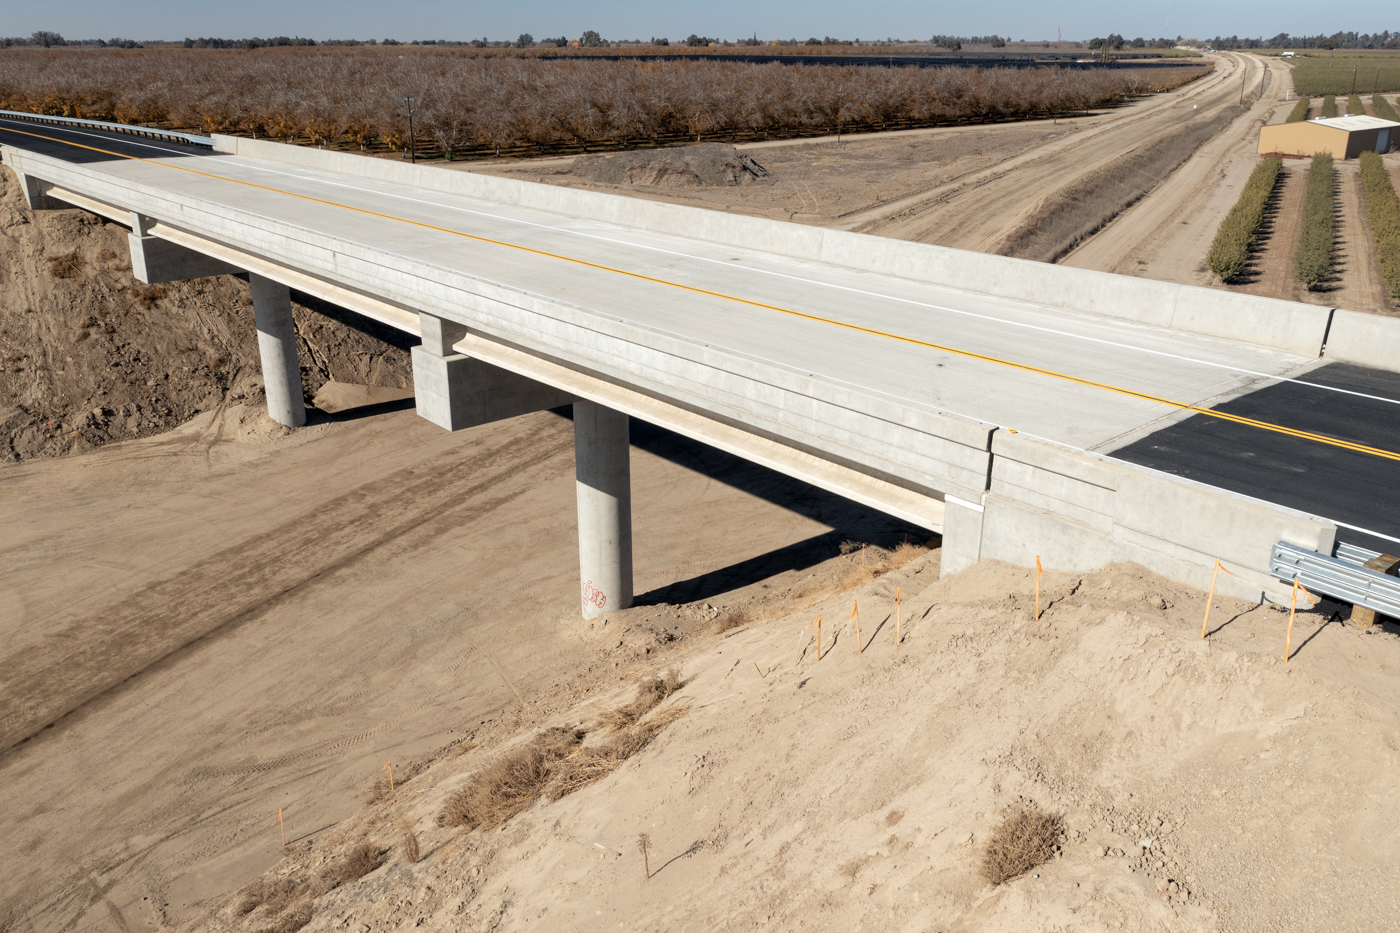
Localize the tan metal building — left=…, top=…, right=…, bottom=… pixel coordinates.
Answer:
left=1258, top=115, right=1398, bottom=159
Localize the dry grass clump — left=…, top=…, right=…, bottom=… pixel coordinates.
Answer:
left=714, top=607, right=751, bottom=634
left=439, top=671, right=690, bottom=831
left=548, top=707, right=688, bottom=800
left=233, top=876, right=314, bottom=933
left=439, top=726, right=585, bottom=830
left=321, top=843, right=384, bottom=890
left=264, top=899, right=314, bottom=933
left=596, top=667, right=685, bottom=732
left=45, top=250, right=83, bottom=279
left=235, top=877, right=302, bottom=916
left=836, top=538, right=932, bottom=590
left=979, top=806, right=1062, bottom=885
left=401, top=828, right=421, bottom=864
left=547, top=729, right=652, bottom=799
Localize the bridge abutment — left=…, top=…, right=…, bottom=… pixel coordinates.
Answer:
left=574, top=400, right=633, bottom=618
left=250, top=274, right=307, bottom=428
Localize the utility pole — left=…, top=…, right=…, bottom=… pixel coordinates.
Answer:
left=403, top=96, right=417, bottom=163
left=1350, top=67, right=1358, bottom=95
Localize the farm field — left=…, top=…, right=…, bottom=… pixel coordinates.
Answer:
left=1203, top=77, right=1400, bottom=316
left=1220, top=158, right=1398, bottom=314
left=1289, top=50, right=1400, bottom=95
left=0, top=47, right=1209, bottom=161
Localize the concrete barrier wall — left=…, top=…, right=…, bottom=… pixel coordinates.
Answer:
left=213, top=135, right=1338, bottom=361
left=976, top=431, right=1337, bottom=602
left=1322, top=309, right=1400, bottom=370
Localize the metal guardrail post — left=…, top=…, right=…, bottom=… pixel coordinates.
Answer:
left=1270, top=541, right=1400, bottom=622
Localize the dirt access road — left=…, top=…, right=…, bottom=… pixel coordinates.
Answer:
left=1060, top=54, right=1292, bottom=279
left=474, top=54, right=1245, bottom=255
left=0, top=399, right=919, bottom=932
left=843, top=52, right=1271, bottom=252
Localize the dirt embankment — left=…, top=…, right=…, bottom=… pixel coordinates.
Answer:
left=178, top=559, right=1400, bottom=933
left=0, top=164, right=414, bottom=462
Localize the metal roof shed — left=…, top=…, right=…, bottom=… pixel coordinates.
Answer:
left=1258, top=115, right=1398, bottom=159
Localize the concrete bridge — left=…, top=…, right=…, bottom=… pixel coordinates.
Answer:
left=5, top=116, right=1399, bottom=614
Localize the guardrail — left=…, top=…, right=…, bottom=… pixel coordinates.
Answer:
left=0, top=109, right=214, bottom=147
left=1271, top=541, right=1400, bottom=618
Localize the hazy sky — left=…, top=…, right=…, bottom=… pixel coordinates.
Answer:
left=5, top=1, right=1397, bottom=43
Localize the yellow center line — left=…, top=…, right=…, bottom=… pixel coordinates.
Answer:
left=7, top=122, right=1400, bottom=463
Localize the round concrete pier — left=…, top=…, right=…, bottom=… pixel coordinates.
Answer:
left=574, top=400, right=633, bottom=618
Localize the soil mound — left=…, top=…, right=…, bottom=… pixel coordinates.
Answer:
left=570, top=143, right=771, bottom=189
left=0, top=165, right=414, bottom=462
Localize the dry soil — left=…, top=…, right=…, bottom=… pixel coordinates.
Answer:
left=174, top=559, right=1400, bottom=933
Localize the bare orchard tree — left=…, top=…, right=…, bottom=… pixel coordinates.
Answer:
left=0, top=48, right=1205, bottom=156
left=421, top=75, right=473, bottom=159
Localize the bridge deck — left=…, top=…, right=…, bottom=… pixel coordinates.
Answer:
left=4, top=117, right=1398, bottom=551
left=1, top=118, right=1307, bottom=454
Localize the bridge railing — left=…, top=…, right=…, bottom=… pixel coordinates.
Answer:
left=0, top=109, right=214, bottom=147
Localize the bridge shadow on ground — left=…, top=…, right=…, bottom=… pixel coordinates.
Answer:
left=298, top=297, right=934, bottom=603
left=614, top=416, right=933, bottom=606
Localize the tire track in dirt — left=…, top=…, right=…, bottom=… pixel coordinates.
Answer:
left=853, top=53, right=1252, bottom=251
left=1062, top=56, right=1289, bottom=274
left=846, top=55, right=1244, bottom=238
left=0, top=424, right=574, bottom=753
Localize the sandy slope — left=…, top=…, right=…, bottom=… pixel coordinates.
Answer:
left=184, top=560, right=1400, bottom=933
left=0, top=400, right=919, bottom=932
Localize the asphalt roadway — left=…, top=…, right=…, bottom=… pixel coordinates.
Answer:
left=1112, top=362, right=1400, bottom=554
left=3, top=116, right=1398, bottom=552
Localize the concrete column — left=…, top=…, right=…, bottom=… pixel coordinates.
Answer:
left=250, top=274, right=306, bottom=428
left=575, top=400, right=632, bottom=618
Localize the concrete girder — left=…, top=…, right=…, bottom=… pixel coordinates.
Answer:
left=939, top=494, right=987, bottom=579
